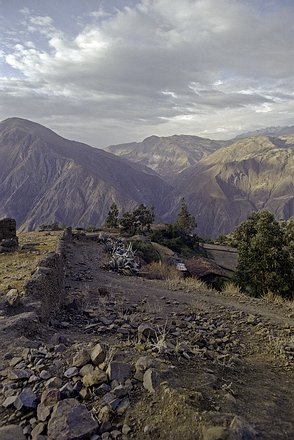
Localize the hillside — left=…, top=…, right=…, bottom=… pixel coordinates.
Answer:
left=105, top=135, right=223, bottom=178
left=165, top=136, right=294, bottom=237
left=0, top=118, right=170, bottom=231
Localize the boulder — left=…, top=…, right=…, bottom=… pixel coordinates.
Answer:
left=14, top=388, right=38, bottom=410
left=47, top=398, right=98, bottom=440
left=107, top=362, right=132, bottom=383
left=82, top=369, right=107, bottom=387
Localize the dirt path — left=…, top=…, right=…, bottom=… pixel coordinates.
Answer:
left=59, top=237, right=294, bottom=440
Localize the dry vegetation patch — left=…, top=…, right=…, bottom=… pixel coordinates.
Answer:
left=0, top=231, right=61, bottom=293
left=144, top=261, right=181, bottom=280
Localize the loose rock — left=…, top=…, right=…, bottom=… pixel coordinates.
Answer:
left=107, top=362, right=132, bottom=383
left=0, top=424, right=26, bottom=440
left=143, top=369, right=160, bottom=393
left=91, top=343, right=107, bottom=366
left=14, top=387, right=38, bottom=411
left=47, top=398, right=98, bottom=440
left=72, top=348, right=91, bottom=367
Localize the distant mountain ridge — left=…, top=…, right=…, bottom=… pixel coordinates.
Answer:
left=105, top=134, right=225, bottom=178
left=234, top=125, right=294, bottom=139
left=0, top=118, right=170, bottom=230
left=163, top=135, right=294, bottom=237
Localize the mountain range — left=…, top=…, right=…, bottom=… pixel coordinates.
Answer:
left=165, top=135, right=294, bottom=237
left=1, top=117, right=294, bottom=237
left=105, top=135, right=225, bottom=178
left=0, top=118, right=170, bottom=231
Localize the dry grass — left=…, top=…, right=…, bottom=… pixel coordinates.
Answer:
left=221, top=281, right=242, bottom=296
left=145, top=261, right=181, bottom=281
left=262, top=291, right=294, bottom=310
left=0, top=231, right=61, bottom=294
left=267, top=330, right=294, bottom=360
left=167, top=276, right=213, bottom=293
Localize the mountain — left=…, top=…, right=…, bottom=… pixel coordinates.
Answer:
left=105, top=135, right=224, bottom=178
left=164, top=136, right=294, bottom=238
left=235, top=125, right=294, bottom=139
left=0, top=118, right=171, bottom=230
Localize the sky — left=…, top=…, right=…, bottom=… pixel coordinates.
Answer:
left=1, top=0, right=294, bottom=147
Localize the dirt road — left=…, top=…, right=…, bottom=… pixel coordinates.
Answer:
left=60, top=237, right=294, bottom=440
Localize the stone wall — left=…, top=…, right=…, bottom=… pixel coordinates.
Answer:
left=23, top=228, right=72, bottom=321
left=0, top=218, right=18, bottom=251
left=0, top=218, right=16, bottom=240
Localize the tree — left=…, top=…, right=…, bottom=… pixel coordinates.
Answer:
left=176, top=198, right=196, bottom=234
left=282, top=217, right=294, bottom=260
left=119, top=211, right=136, bottom=235
left=104, top=203, right=119, bottom=229
left=132, top=204, right=155, bottom=233
left=233, top=210, right=293, bottom=298
left=119, top=204, right=155, bottom=235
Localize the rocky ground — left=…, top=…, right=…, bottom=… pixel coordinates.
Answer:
left=0, top=235, right=293, bottom=440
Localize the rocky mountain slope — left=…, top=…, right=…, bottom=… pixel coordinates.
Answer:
left=2, top=117, right=294, bottom=237
left=0, top=118, right=170, bottom=231
left=164, top=136, right=294, bottom=237
left=105, top=135, right=223, bottom=178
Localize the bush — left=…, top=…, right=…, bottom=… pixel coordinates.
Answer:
left=131, top=241, right=160, bottom=264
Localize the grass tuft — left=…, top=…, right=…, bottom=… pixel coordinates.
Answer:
left=145, top=261, right=181, bottom=281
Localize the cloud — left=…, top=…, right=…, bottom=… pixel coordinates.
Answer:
left=1, top=0, right=294, bottom=146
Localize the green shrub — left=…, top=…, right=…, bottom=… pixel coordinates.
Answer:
left=131, top=240, right=160, bottom=264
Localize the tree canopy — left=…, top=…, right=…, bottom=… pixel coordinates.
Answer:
left=120, top=204, right=155, bottom=235
left=104, top=202, right=119, bottom=229
left=233, top=210, right=293, bottom=298
left=176, top=198, right=197, bottom=234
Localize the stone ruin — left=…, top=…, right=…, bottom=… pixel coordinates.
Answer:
left=0, top=218, right=18, bottom=252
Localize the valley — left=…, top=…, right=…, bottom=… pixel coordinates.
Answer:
left=1, top=117, right=294, bottom=238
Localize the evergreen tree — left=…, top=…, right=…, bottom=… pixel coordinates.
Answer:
left=234, top=210, right=293, bottom=298
left=119, top=211, right=136, bottom=235
left=176, top=198, right=196, bottom=234
left=104, top=203, right=119, bottom=229
left=132, top=204, right=155, bottom=233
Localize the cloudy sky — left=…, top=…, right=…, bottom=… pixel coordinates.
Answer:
left=1, top=0, right=294, bottom=147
